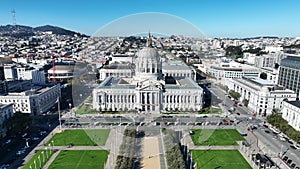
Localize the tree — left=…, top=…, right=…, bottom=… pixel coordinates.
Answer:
left=228, top=90, right=241, bottom=100
left=260, top=72, right=268, bottom=80
left=225, top=45, right=243, bottom=58
left=220, top=85, right=229, bottom=93
left=242, top=99, right=249, bottom=107
left=3, top=112, right=32, bottom=136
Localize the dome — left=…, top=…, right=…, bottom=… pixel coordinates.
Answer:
left=137, top=47, right=159, bottom=59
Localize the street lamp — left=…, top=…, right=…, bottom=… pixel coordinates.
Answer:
left=42, top=151, right=45, bottom=164
left=45, top=147, right=48, bottom=159
left=38, top=155, right=41, bottom=168
left=51, top=140, right=54, bottom=153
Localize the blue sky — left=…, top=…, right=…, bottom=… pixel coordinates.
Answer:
left=0, top=0, right=299, bottom=38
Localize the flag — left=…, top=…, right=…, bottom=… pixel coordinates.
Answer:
left=55, top=97, right=59, bottom=103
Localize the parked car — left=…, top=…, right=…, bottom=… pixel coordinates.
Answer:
left=282, top=156, right=288, bottom=161
left=240, top=133, right=247, bottom=137
left=31, top=137, right=39, bottom=141
left=287, top=159, right=292, bottom=165
left=189, top=130, right=195, bottom=135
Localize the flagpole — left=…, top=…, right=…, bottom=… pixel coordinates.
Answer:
left=58, top=97, right=62, bottom=131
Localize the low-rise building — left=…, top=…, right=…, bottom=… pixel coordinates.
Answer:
left=282, top=101, right=300, bottom=131
left=0, top=84, right=60, bottom=115
left=4, top=64, right=45, bottom=84
left=0, top=103, right=13, bottom=137
left=99, top=63, right=134, bottom=81
left=227, top=76, right=297, bottom=116
left=47, top=64, right=87, bottom=82
left=206, top=61, right=260, bottom=80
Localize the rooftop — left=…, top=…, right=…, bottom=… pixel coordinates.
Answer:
left=0, top=103, right=13, bottom=109
left=287, top=100, right=300, bottom=108
left=162, top=60, right=193, bottom=71
left=248, top=77, right=274, bottom=86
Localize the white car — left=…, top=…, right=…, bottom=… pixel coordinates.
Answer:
left=16, top=150, right=25, bottom=155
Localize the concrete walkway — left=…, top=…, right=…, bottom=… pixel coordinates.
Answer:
left=42, top=150, right=60, bottom=169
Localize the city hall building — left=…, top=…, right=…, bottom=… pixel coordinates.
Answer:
left=93, top=37, right=203, bottom=113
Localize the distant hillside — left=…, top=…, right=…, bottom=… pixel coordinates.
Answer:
left=34, top=25, right=85, bottom=36
left=0, top=24, right=88, bottom=38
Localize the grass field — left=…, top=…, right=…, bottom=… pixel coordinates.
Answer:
left=190, top=150, right=251, bottom=169
left=22, top=150, right=55, bottom=169
left=46, top=129, right=110, bottom=146
left=191, top=129, right=245, bottom=146
left=48, top=150, right=109, bottom=169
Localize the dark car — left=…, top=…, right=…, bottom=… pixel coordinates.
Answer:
left=288, top=140, right=294, bottom=144
left=290, top=145, right=297, bottom=149
left=283, top=156, right=288, bottom=161
left=291, top=163, right=296, bottom=168
left=240, top=133, right=247, bottom=137
left=287, top=159, right=292, bottom=165
left=264, top=130, right=270, bottom=134
left=189, top=130, right=195, bottom=135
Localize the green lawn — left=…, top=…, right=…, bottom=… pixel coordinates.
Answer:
left=46, top=129, right=110, bottom=146
left=48, top=150, right=109, bottom=169
left=22, top=150, right=55, bottom=169
left=199, top=106, right=222, bottom=114
left=191, top=129, right=245, bottom=146
left=191, top=150, right=251, bottom=169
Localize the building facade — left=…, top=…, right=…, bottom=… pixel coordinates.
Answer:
left=206, top=65, right=260, bottom=80
left=98, top=60, right=196, bottom=81
left=93, top=39, right=203, bottom=113
left=0, top=84, right=61, bottom=115
left=227, top=77, right=297, bottom=116
left=278, top=55, right=300, bottom=99
left=282, top=101, right=300, bottom=131
left=260, top=67, right=279, bottom=84
left=4, top=64, right=45, bottom=84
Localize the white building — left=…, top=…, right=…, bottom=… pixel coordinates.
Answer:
left=99, top=63, right=134, bottom=81
left=0, top=103, right=13, bottom=137
left=4, top=64, right=45, bottom=84
left=260, top=67, right=279, bottom=84
left=206, top=61, right=260, bottom=80
left=162, top=60, right=196, bottom=81
left=93, top=37, right=203, bottom=113
left=4, top=65, right=17, bottom=80
left=282, top=101, right=300, bottom=131
left=0, top=84, right=61, bottom=115
left=47, top=64, right=87, bottom=82
left=111, top=54, right=133, bottom=63
left=227, top=77, right=297, bottom=116
left=99, top=60, right=196, bottom=81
